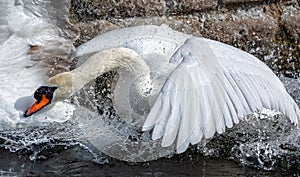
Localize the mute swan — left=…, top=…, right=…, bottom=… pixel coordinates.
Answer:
left=24, top=25, right=300, bottom=155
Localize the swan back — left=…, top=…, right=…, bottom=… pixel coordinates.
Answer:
left=75, top=25, right=191, bottom=126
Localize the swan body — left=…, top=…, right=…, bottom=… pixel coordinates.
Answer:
left=26, top=25, right=300, bottom=155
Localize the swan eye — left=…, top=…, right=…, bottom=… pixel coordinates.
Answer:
left=33, top=86, right=57, bottom=102
left=24, top=86, right=57, bottom=117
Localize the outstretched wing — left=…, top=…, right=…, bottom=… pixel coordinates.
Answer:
left=143, top=37, right=300, bottom=153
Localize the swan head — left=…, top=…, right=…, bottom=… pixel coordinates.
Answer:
left=24, top=72, right=74, bottom=117
left=24, top=86, right=58, bottom=117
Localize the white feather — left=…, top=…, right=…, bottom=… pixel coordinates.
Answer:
left=143, top=37, right=300, bottom=153
left=161, top=88, right=182, bottom=147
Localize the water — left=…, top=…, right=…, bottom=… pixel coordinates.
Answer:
left=0, top=147, right=294, bottom=177
left=0, top=76, right=299, bottom=176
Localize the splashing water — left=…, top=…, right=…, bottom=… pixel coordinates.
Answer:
left=0, top=74, right=299, bottom=172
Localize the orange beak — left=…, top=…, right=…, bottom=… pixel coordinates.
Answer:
left=24, top=94, right=50, bottom=117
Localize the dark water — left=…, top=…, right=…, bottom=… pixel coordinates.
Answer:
left=0, top=146, right=296, bottom=177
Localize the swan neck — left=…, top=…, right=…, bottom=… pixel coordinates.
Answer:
left=71, top=47, right=150, bottom=94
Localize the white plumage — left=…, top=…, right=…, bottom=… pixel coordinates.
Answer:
left=75, top=25, right=299, bottom=154
left=142, top=37, right=299, bottom=153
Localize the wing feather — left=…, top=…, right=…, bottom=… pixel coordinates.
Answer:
left=161, top=88, right=182, bottom=147
left=143, top=37, right=300, bottom=153
left=151, top=90, right=171, bottom=140
left=225, top=72, right=252, bottom=115
left=142, top=93, right=162, bottom=131
left=177, top=64, right=200, bottom=152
